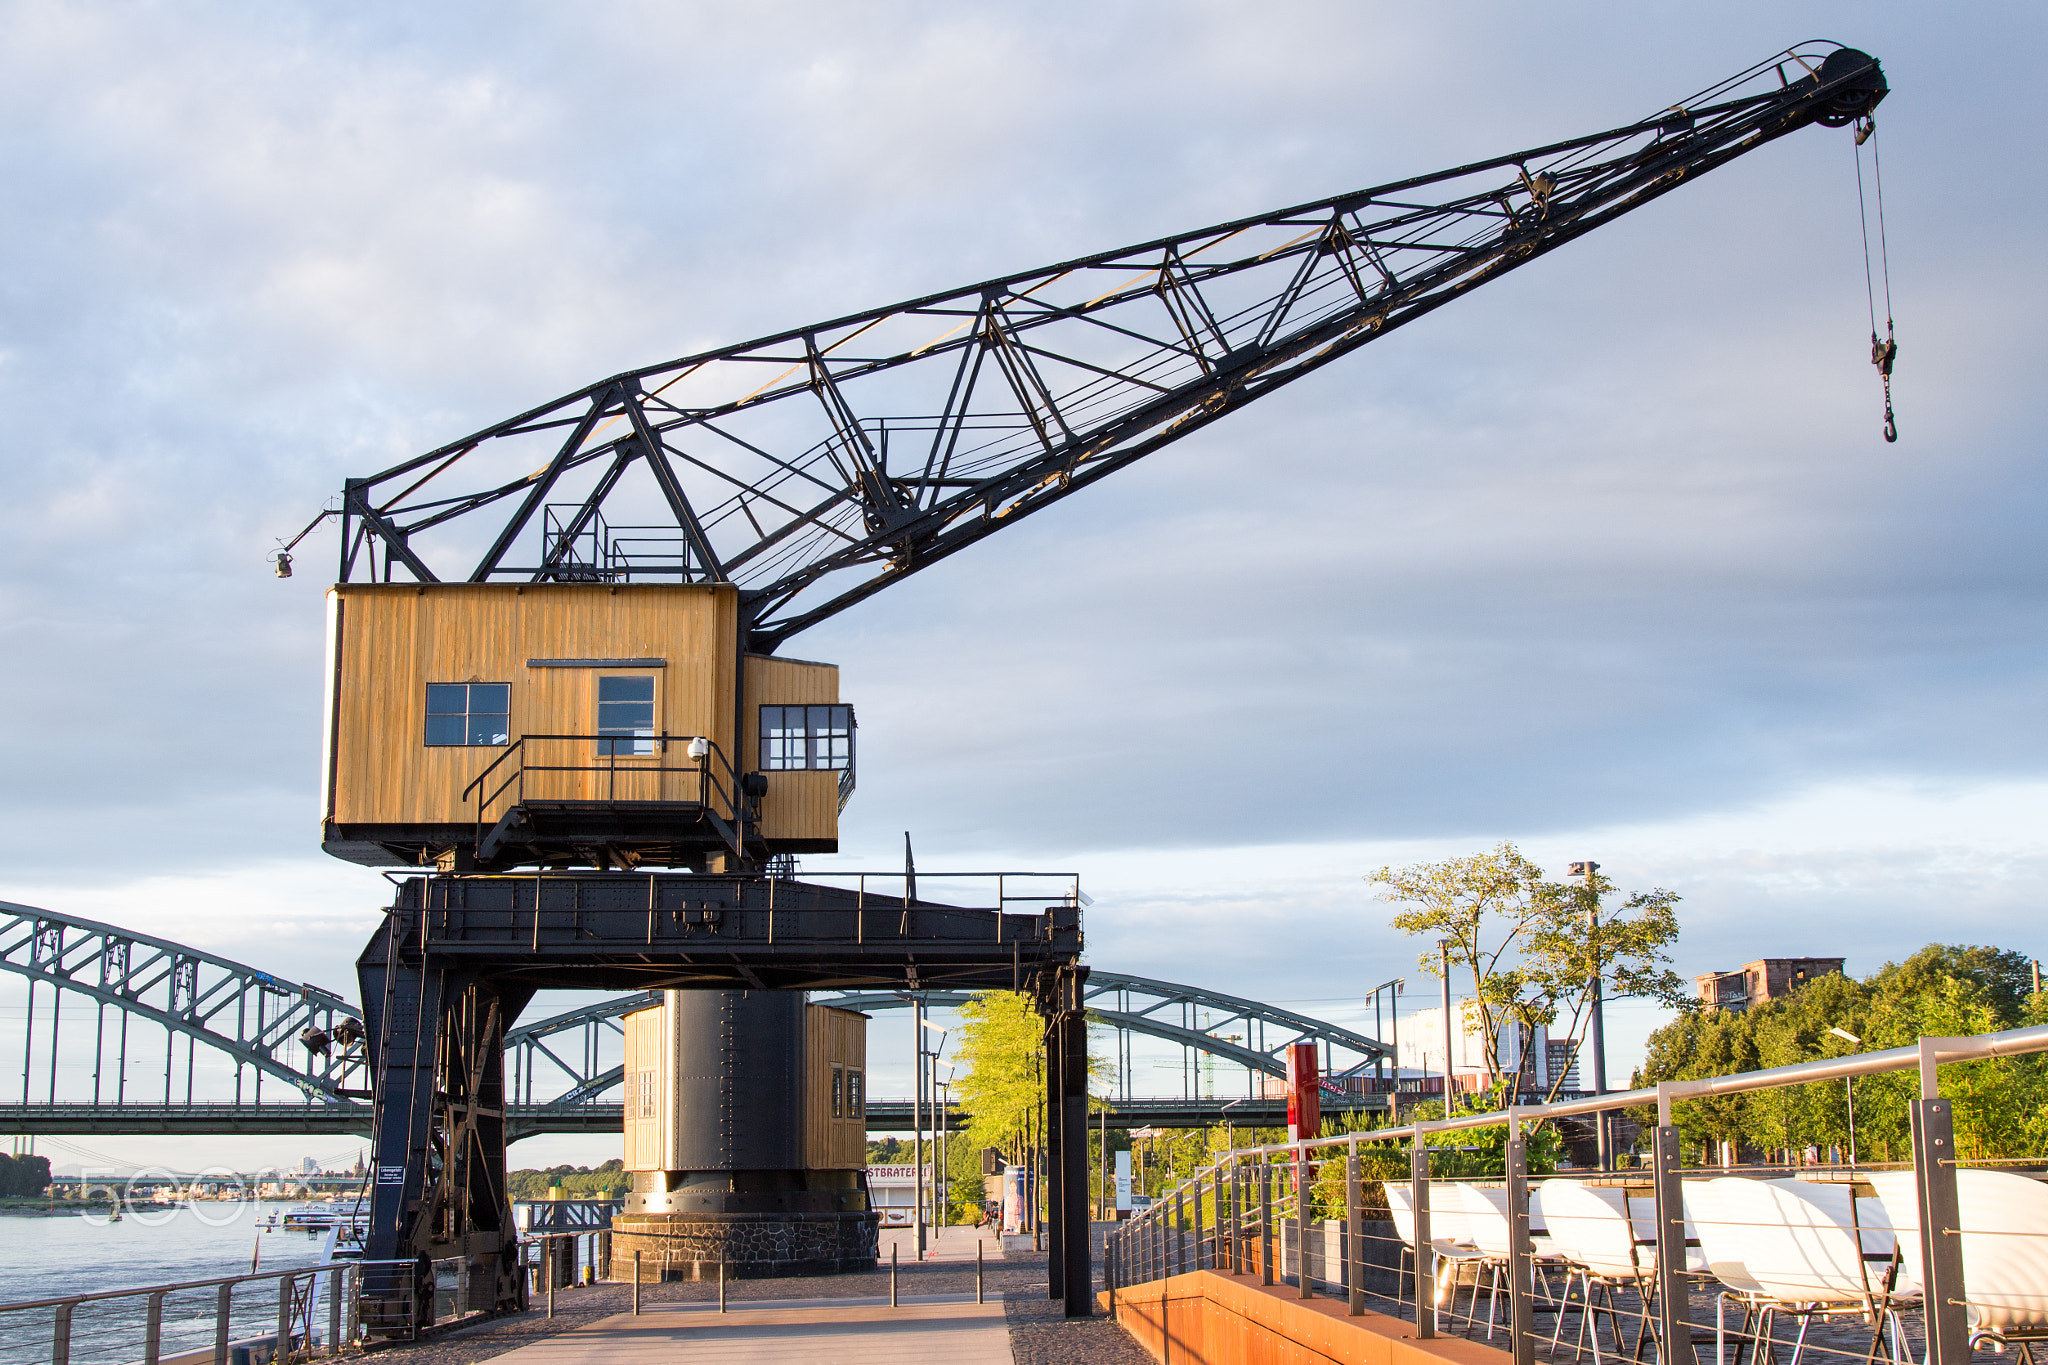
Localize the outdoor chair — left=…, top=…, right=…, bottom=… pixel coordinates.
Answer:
left=1866, top=1168, right=2048, bottom=1363
left=1455, top=1183, right=1573, bottom=1342
left=1537, top=1179, right=1664, bottom=1364
left=1384, top=1182, right=1488, bottom=1326
left=1686, top=1176, right=1914, bottom=1365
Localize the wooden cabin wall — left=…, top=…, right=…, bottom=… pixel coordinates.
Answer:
left=803, top=1004, right=867, bottom=1170
left=741, top=653, right=841, bottom=845
left=326, top=584, right=737, bottom=826
left=621, top=1000, right=670, bottom=1172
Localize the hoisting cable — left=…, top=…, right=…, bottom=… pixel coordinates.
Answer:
left=1854, top=115, right=1898, bottom=442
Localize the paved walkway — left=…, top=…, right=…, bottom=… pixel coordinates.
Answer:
left=477, top=1226, right=1013, bottom=1365
left=480, top=1294, right=1012, bottom=1365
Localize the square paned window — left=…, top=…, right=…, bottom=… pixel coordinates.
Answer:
left=597, top=675, right=656, bottom=756
left=424, top=683, right=510, bottom=747
left=759, top=704, right=855, bottom=771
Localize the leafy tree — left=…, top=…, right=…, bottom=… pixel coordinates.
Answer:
left=505, top=1159, right=628, bottom=1201
left=0, top=1153, right=51, bottom=1198
left=953, top=990, right=1047, bottom=1162
left=1635, top=943, right=2048, bottom=1162
left=1369, top=843, right=1684, bottom=1101
left=951, top=989, right=1114, bottom=1164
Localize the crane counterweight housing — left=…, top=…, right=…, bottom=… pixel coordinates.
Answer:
left=307, top=43, right=1884, bottom=874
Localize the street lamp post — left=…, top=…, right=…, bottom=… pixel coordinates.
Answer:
left=1369, top=978, right=1404, bottom=1089
left=1828, top=1027, right=1862, bottom=1165
left=913, top=1012, right=948, bottom=1256
left=1567, top=861, right=1609, bottom=1170
left=935, top=1068, right=953, bottom=1228
left=1437, top=940, right=1455, bottom=1110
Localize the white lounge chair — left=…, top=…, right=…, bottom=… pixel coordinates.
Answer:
left=1384, top=1181, right=1488, bottom=1326
left=1455, top=1183, right=1573, bottom=1342
left=1538, top=1180, right=1658, bottom=1363
left=1686, top=1176, right=1913, bottom=1365
left=1867, top=1168, right=2048, bottom=1363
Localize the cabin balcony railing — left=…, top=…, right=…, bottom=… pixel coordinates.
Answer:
left=462, top=734, right=747, bottom=845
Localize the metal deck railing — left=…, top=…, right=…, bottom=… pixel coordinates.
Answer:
left=1107, top=1024, right=2048, bottom=1365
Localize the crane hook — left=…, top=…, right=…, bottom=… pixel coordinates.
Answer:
left=1873, top=330, right=1898, bottom=443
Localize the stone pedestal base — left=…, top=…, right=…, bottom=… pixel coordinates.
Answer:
left=610, top=1211, right=880, bottom=1280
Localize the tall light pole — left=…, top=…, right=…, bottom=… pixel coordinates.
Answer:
left=912, top=996, right=926, bottom=1257
left=1568, top=861, right=1609, bottom=1170
left=1828, top=1026, right=1862, bottom=1166
left=1438, top=940, right=1455, bottom=1111
left=918, top=1017, right=948, bottom=1247
left=935, top=1064, right=953, bottom=1229
left=1369, top=978, right=1404, bottom=1089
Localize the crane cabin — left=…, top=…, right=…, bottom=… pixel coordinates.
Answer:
left=318, top=582, right=853, bottom=871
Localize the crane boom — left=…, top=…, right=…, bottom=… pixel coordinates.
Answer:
left=314, top=44, right=1885, bottom=653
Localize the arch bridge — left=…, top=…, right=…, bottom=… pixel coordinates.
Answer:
left=0, top=901, right=1394, bottom=1137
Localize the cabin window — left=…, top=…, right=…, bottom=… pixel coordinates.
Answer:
left=424, top=683, right=510, bottom=747
left=846, top=1067, right=864, bottom=1118
left=760, top=704, right=855, bottom=770
left=597, top=675, right=656, bottom=756
left=831, top=1064, right=844, bottom=1119
left=631, top=1069, right=657, bottom=1120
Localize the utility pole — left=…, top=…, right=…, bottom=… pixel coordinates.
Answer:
left=1569, top=861, right=1609, bottom=1170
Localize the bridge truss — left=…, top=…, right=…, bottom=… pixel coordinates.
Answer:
left=0, top=902, right=1390, bottom=1137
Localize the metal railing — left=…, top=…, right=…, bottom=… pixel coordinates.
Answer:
left=0, top=1261, right=358, bottom=1365
left=463, top=733, right=747, bottom=843
left=1107, top=1024, right=2048, bottom=1365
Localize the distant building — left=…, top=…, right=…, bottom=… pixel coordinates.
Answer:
left=1694, top=958, right=1846, bottom=1012
left=1390, top=1006, right=1585, bottom=1097
left=300, top=1156, right=319, bottom=1175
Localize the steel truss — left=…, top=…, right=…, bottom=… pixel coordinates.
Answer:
left=306, top=46, right=1886, bottom=654
left=0, top=900, right=363, bottom=1108
left=0, top=901, right=1396, bottom=1137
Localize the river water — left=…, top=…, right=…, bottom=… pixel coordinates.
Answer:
left=0, top=1202, right=334, bottom=1365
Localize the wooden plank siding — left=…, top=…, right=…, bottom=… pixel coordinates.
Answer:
left=804, top=1004, right=868, bottom=1171
left=322, top=584, right=838, bottom=848
left=621, top=997, right=672, bottom=1172
left=741, top=653, right=841, bottom=845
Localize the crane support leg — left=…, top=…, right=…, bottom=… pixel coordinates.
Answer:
left=1041, top=963, right=1094, bottom=1317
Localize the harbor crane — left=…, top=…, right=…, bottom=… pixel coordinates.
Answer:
left=285, top=43, right=1887, bottom=1329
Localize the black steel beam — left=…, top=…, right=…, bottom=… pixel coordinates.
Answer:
left=308, top=46, right=1887, bottom=655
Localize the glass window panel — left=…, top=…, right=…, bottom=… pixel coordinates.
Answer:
left=596, top=677, right=656, bottom=755
left=760, top=705, right=807, bottom=770
left=471, top=683, right=510, bottom=715
left=425, top=684, right=468, bottom=715
left=599, top=675, right=655, bottom=702
left=425, top=714, right=467, bottom=746
left=468, top=715, right=510, bottom=746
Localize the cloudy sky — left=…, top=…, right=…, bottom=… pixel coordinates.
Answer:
left=3, top=1, right=2044, bottom=1173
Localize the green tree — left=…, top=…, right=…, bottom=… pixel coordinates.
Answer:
left=1635, top=943, right=2048, bottom=1163
left=1369, top=844, right=1684, bottom=1100
left=953, top=990, right=1048, bottom=1162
